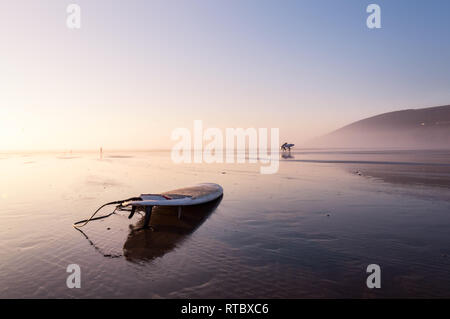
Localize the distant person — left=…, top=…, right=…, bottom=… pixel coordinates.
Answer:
left=280, top=142, right=294, bottom=151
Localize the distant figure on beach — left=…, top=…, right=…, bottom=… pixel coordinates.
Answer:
left=100, top=147, right=103, bottom=159
left=280, top=142, right=294, bottom=151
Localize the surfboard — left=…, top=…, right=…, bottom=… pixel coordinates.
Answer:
left=124, top=183, right=223, bottom=229
left=125, top=183, right=223, bottom=207
left=73, top=184, right=223, bottom=258
left=73, top=183, right=223, bottom=230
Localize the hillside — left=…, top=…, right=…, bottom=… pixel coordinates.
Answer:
left=310, top=105, right=450, bottom=149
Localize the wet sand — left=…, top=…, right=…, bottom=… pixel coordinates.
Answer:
left=350, top=164, right=450, bottom=189
left=0, top=150, right=450, bottom=298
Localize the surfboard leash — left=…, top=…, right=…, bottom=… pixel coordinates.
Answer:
left=72, top=197, right=142, bottom=228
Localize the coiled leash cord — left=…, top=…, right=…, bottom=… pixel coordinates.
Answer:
left=73, top=197, right=142, bottom=228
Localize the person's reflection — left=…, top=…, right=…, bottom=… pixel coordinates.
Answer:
left=281, top=151, right=294, bottom=159
left=123, top=196, right=223, bottom=261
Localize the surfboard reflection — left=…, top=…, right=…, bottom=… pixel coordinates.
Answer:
left=123, top=196, right=223, bottom=261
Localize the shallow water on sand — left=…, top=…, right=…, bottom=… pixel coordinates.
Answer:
left=0, top=150, right=449, bottom=298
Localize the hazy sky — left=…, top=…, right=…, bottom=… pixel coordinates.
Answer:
left=1, top=0, right=449, bottom=150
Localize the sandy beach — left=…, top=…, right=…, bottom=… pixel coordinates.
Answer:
left=0, top=149, right=449, bottom=298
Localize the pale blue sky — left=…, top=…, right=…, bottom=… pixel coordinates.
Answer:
left=1, top=0, right=449, bottom=150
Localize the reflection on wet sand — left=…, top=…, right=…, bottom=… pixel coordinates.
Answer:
left=281, top=152, right=294, bottom=159
left=123, top=196, right=223, bottom=261
left=280, top=150, right=450, bottom=189
left=347, top=164, right=450, bottom=189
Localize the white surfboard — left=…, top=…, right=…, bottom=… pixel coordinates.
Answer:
left=125, top=183, right=223, bottom=207
left=73, top=183, right=223, bottom=229
left=124, top=183, right=223, bottom=229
